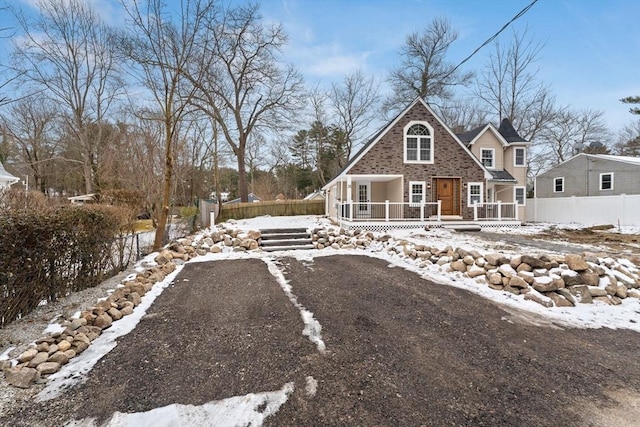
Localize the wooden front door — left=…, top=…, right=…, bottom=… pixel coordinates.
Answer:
left=436, top=178, right=459, bottom=216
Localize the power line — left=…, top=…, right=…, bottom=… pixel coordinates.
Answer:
left=446, top=0, right=539, bottom=78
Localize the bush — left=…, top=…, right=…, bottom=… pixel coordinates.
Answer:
left=0, top=204, right=127, bottom=327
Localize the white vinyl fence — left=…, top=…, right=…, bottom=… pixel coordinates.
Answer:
left=526, top=194, right=640, bottom=226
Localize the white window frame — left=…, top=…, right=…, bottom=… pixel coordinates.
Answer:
left=467, top=182, right=483, bottom=206
left=480, top=148, right=495, bottom=169
left=514, top=147, right=526, bottom=167
left=514, top=186, right=526, bottom=206
left=404, top=121, right=434, bottom=164
left=599, top=172, right=614, bottom=191
left=553, top=177, right=564, bottom=193
left=409, top=181, right=426, bottom=207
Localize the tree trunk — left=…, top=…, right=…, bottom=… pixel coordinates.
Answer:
left=153, top=128, right=173, bottom=251
left=237, top=149, right=248, bottom=202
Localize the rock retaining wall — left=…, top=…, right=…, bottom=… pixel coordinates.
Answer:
left=3, top=222, right=638, bottom=389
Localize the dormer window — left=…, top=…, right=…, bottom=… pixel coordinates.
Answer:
left=481, top=148, right=495, bottom=168
left=404, top=122, right=434, bottom=164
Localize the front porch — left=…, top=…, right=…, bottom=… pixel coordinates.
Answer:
left=335, top=201, right=521, bottom=231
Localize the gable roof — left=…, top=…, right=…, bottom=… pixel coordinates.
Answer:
left=456, top=118, right=529, bottom=147
left=0, top=162, right=19, bottom=185
left=323, top=97, right=491, bottom=189
left=538, top=153, right=640, bottom=177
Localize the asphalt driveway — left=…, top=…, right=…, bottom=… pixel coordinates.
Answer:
left=2, top=255, right=640, bottom=426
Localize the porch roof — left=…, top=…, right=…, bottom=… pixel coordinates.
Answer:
left=334, top=174, right=403, bottom=183
left=488, top=169, right=517, bottom=183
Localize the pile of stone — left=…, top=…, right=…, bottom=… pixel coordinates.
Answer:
left=3, top=222, right=639, bottom=389
left=310, top=226, right=640, bottom=308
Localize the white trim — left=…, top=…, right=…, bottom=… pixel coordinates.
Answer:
left=553, top=177, right=564, bottom=193
left=514, top=147, right=526, bottom=167
left=514, top=186, right=526, bottom=206
left=480, top=148, right=495, bottom=169
left=403, top=121, right=434, bottom=164
left=467, top=124, right=510, bottom=147
left=599, top=172, right=614, bottom=191
left=467, top=182, right=483, bottom=206
left=409, top=181, right=426, bottom=206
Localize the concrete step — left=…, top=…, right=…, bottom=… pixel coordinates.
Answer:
left=442, top=224, right=482, bottom=232
left=260, top=228, right=308, bottom=234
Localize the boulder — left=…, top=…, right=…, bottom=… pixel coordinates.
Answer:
left=578, top=271, right=600, bottom=287
left=36, top=362, right=61, bottom=375
left=450, top=260, right=468, bottom=272
left=4, top=367, right=39, bottom=389
left=509, top=275, right=529, bottom=289
left=467, top=265, right=486, bottom=278
left=556, top=288, right=577, bottom=305
left=498, top=264, right=517, bottom=279
left=533, top=276, right=564, bottom=293
left=588, top=287, right=608, bottom=297
left=564, top=254, right=590, bottom=271
left=18, top=348, right=39, bottom=363
left=27, top=352, right=49, bottom=368
left=489, top=272, right=503, bottom=285
left=524, top=292, right=554, bottom=308
left=547, top=292, right=574, bottom=307
left=47, top=351, right=70, bottom=365
left=93, top=313, right=113, bottom=329
left=56, top=340, right=72, bottom=352
left=521, top=255, right=549, bottom=269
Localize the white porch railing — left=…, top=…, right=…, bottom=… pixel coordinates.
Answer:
left=473, top=202, right=518, bottom=221
left=337, top=201, right=441, bottom=222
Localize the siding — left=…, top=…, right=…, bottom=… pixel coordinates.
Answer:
left=348, top=101, right=485, bottom=218
left=536, top=155, right=640, bottom=198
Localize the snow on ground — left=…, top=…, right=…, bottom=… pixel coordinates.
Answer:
left=31, top=215, right=639, bottom=426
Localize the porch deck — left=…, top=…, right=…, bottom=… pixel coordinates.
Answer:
left=335, top=201, right=521, bottom=232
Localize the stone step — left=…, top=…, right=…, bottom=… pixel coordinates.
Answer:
left=261, top=244, right=316, bottom=252
left=442, top=224, right=482, bottom=232
left=261, top=238, right=313, bottom=247
left=260, top=228, right=308, bottom=234
left=261, top=232, right=310, bottom=240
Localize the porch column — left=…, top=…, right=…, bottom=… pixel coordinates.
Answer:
left=473, top=202, right=478, bottom=221
left=436, top=200, right=441, bottom=221
left=497, top=201, right=502, bottom=221
left=347, top=176, right=353, bottom=221
left=385, top=200, right=390, bottom=221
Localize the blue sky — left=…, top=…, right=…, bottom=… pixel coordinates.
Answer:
left=1, top=0, right=639, bottom=132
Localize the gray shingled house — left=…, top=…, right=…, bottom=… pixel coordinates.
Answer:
left=535, top=154, right=640, bottom=198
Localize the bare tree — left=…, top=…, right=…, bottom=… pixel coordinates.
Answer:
left=119, top=0, right=215, bottom=250
left=474, top=28, right=555, bottom=141
left=1, top=97, right=59, bottom=192
left=328, top=69, right=381, bottom=161
left=436, top=98, right=489, bottom=133
left=188, top=3, right=304, bottom=202
left=11, top=0, right=124, bottom=194
left=535, top=108, right=609, bottom=167
left=385, top=17, right=473, bottom=114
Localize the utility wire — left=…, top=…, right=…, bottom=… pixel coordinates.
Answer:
left=446, top=0, right=539, bottom=78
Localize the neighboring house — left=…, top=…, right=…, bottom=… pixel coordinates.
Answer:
left=68, top=193, right=98, bottom=204
left=535, top=154, right=640, bottom=198
left=224, top=193, right=262, bottom=204
left=0, top=162, right=20, bottom=189
left=303, top=190, right=325, bottom=201
left=322, top=97, right=529, bottom=229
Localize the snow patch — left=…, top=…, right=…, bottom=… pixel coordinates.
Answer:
left=264, top=258, right=326, bottom=353
left=65, top=382, right=294, bottom=427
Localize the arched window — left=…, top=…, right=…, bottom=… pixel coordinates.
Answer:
left=404, top=122, right=433, bottom=163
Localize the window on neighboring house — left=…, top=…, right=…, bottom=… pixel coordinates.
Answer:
left=409, top=181, right=425, bottom=206
left=514, top=147, right=526, bottom=166
left=467, top=183, right=483, bottom=206
left=514, top=186, right=526, bottom=205
left=404, top=123, right=433, bottom=163
left=480, top=148, right=495, bottom=168
left=554, top=177, right=564, bottom=193
left=600, top=173, right=614, bottom=190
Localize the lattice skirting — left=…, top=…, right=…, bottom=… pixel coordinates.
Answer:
left=338, top=221, right=521, bottom=232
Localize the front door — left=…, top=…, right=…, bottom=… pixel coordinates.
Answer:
left=436, top=178, right=459, bottom=216
left=356, top=181, right=371, bottom=217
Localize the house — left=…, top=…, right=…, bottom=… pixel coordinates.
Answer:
left=0, top=162, right=20, bottom=189
left=68, top=193, right=98, bottom=204
left=303, top=190, right=325, bottom=201
left=528, top=154, right=640, bottom=226
left=322, top=97, right=529, bottom=229
left=535, top=154, right=640, bottom=198
left=224, top=192, right=262, bottom=205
